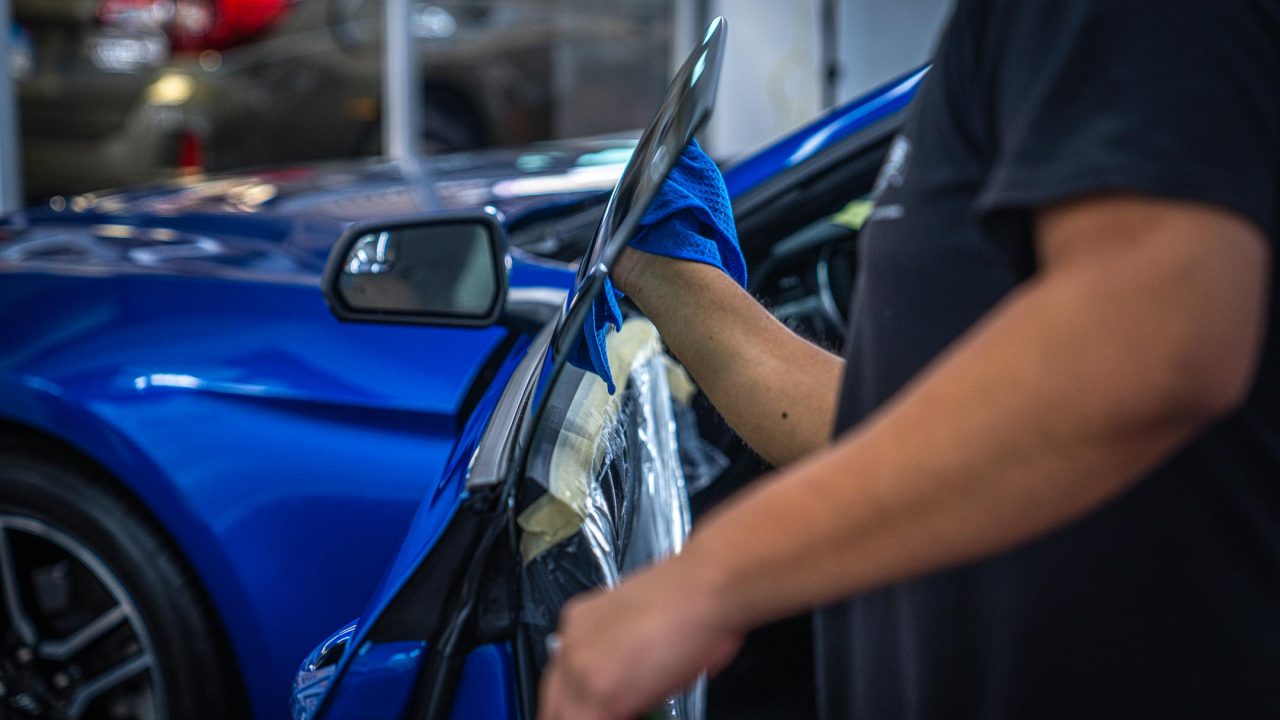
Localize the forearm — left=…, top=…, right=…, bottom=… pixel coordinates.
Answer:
left=624, top=254, right=844, bottom=466
left=682, top=210, right=1267, bottom=628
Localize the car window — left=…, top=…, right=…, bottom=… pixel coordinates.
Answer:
left=516, top=317, right=707, bottom=718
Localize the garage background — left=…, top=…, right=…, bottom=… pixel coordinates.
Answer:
left=2, top=0, right=949, bottom=209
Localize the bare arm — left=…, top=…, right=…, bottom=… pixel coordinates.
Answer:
left=542, top=196, right=1270, bottom=718
left=614, top=250, right=844, bottom=466
left=687, top=196, right=1270, bottom=624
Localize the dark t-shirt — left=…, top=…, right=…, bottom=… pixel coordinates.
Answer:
left=824, top=1, right=1280, bottom=717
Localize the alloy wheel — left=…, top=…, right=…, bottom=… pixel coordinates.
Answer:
left=0, top=514, right=165, bottom=720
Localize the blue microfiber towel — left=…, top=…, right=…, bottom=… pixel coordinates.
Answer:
left=568, top=140, right=746, bottom=393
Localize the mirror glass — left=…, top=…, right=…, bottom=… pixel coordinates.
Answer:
left=336, top=221, right=501, bottom=319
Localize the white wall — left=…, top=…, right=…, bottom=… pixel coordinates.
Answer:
left=701, top=0, right=826, bottom=160
left=678, top=0, right=953, bottom=159
left=836, top=0, right=951, bottom=102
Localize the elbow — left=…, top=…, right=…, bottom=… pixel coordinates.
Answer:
left=1185, top=370, right=1253, bottom=423
left=1157, top=346, right=1258, bottom=427
left=1127, top=258, right=1266, bottom=429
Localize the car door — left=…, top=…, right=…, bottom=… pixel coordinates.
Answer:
left=305, top=18, right=727, bottom=720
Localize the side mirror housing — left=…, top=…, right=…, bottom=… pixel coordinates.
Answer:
left=323, top=213, right=509, bottom=326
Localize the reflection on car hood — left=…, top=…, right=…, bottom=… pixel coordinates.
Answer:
left=0, top=137, right=636, bottom=284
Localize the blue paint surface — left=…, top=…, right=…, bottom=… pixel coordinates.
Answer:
left=316, top=642, right=515, bottom=720
left=0, top=264, right=545, bottom=717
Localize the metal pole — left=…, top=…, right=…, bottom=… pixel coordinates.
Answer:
left=821, top=0, right=839, bottom=109
left=0, top=0, right=23, bottom=215
left=383, top=0, right=421, bottom=160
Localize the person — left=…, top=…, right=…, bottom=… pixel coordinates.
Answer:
left=538, top=1, right=1280, bottom=718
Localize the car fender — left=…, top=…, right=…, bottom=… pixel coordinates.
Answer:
left=0, top=371, right=271, bottom=700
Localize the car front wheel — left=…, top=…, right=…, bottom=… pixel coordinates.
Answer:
left=0, top=442, right=244, bottom=720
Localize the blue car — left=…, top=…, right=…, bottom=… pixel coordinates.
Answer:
left=0, top=15, right=924, bottom=719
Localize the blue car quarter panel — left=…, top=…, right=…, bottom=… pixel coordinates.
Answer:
left=0, top=259, right=555, bottom=718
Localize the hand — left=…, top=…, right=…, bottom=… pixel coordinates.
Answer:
left=537, top=555, right=744, bottom=720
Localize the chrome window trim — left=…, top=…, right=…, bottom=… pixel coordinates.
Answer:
left=467, top=320, right=556, bottom=489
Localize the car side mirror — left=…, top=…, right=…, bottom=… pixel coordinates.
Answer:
left=323, top=214, right=509, bottom=326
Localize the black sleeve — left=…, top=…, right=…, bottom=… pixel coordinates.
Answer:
left=974, top=0, right=1280, bottom=238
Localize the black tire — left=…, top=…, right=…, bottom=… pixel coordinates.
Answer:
left=0, top=439, right=245, bottom=719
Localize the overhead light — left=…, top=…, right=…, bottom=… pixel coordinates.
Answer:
left=87, top=32, right=169, bottom=74
left=147, top=71, right=196, bottom=106
left=412, top=5, right=457, bottom=39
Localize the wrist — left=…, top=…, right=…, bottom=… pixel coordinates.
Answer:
left=611, top=247, right=650, bottom=297
left=617, top=251, right=721, bottom=306
left=676, top=530, right=754, bottom=635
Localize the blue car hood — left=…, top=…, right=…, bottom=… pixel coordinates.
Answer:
left=1, top=137, right=639, bottom=285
